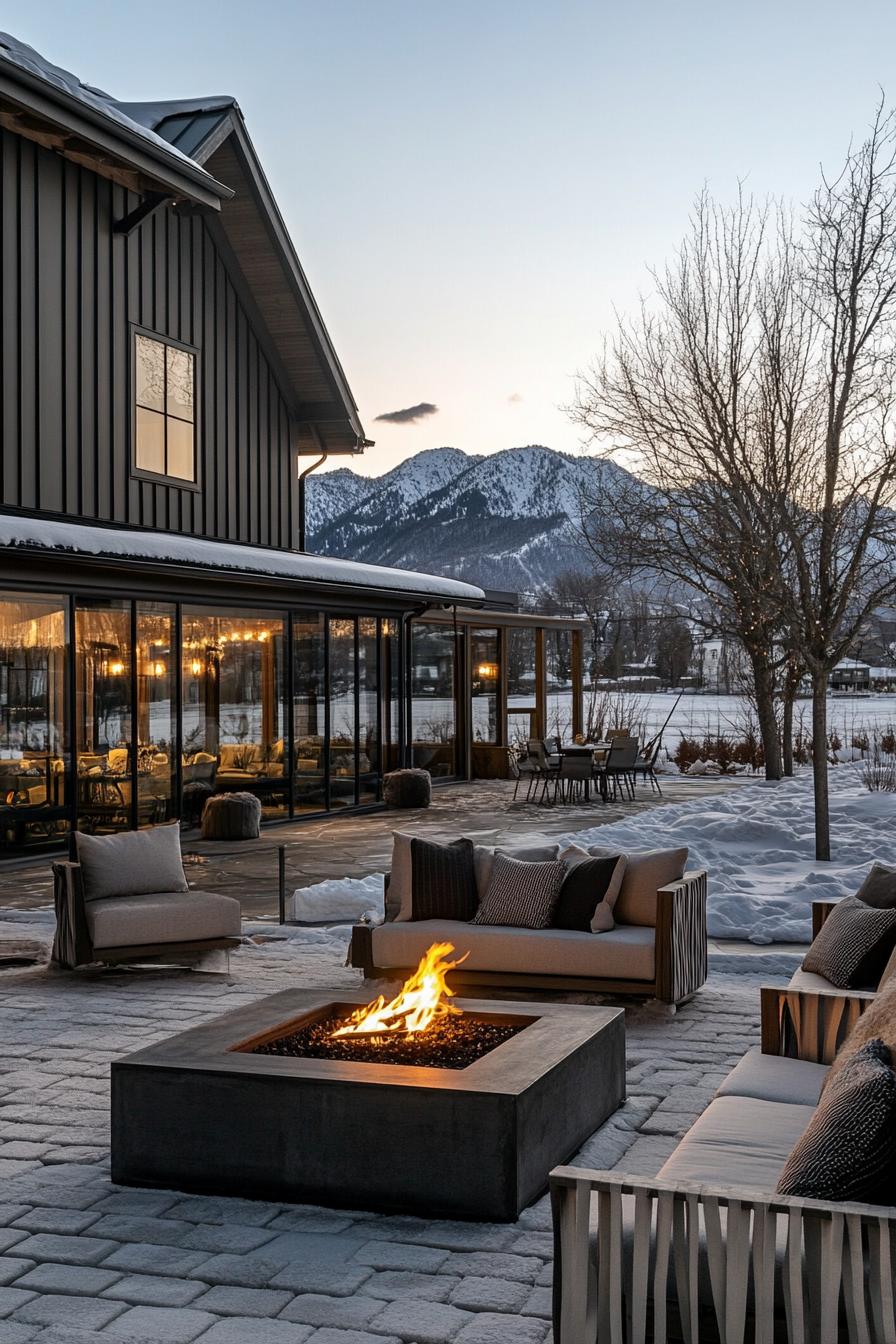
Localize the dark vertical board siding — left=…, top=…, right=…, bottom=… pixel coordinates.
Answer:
left=37, top=149, right=63, bottom=511
left=94, top=177, right=111, bottom=519
left=0, top=129, right=296, bottom=546
left=1, top=132, right=21, bottom=506
left=18, top=139, right=37, bottom=508
left=63, top=159, right=80, bottom=516
left=111, top=186, right=128, bottom=521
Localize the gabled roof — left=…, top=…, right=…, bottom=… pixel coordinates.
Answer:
left=0, top=34, right=369, bottom=455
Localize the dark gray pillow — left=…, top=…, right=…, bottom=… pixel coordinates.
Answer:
left=802, top=895, right=896, bottom=988
left=855, top=863, right=896, bottom=909
left=552, top=855, right=625, bottom=933
left=472, top=854, right=566, bottom=929
left=777, top=1039, right=896, bottom=1203
left=408, top=837, right=477, bottom=922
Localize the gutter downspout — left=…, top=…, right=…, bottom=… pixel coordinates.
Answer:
left=297, top=452, right=327, bottom=552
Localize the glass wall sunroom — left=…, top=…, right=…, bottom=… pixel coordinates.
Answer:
left=0, top=591, right=399, bottom=855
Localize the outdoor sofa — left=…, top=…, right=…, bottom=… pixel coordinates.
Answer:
left=349, top=838, right=708, bottom=1008
left=51, top=822, right=241, bottom=969
left=550, top=896, right=896, bottom=1343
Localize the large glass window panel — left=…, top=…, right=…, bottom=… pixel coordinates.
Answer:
left=182, top=608, right=287, bottom=823
left=133, top=331, right=196, bottom=482
left=410, top=624, right=456, bottom=777
left=506, top=626, right=538, bottom=748
left=293, top=614, right=326, bottom=813
left=166, top=345, right=195, bottom=422
left=545, top=629, right=573, bottom=743
left=136, top=603, right=176, bottom=826
left=328, top=618, right=356, bottom=808
left=381, top=618, right=401, bottom=773
left=0, top=593, right=69, bottom=851
left=471, top=629, right=500, bottom=744
left=358, top=618, right=379, bottom=804
left=75, top=600, right=132, bottom=835
left=166, top=418, right=194, bottom=482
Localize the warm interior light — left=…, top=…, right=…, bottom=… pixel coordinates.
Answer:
left=476, top=662, right=499, bottom=680
left=109, top=660, right=125, bottom=676
left=190, top=659, right=203, bottom=677
left=152, top=661, right=166, bottom=678
left=331, top=942, right=468, bottom=1038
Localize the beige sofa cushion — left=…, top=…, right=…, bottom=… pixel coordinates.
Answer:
left=658, top=1095, right=815, bottom=1192
left=75, top=824, right=188, bottom=902
left=715, top=1045, right=829, bottom=1107
left=587, top=846, right=688, bottom=926
left=370, top=918, right=655, bottom=981
left=86, top=890, right=241, bottom=951
left=786, top=966, right=844, bottom=993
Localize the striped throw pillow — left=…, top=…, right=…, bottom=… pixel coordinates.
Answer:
left=472, top=853, right=566, bottom=930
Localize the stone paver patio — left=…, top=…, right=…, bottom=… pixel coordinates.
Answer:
left=0, top=932, right=796, bottom=1344
left=0, top=775, right=750, bottom=921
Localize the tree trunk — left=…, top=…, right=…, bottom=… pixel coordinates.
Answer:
left=811, top=670, right=831, bottom=861
left=751, top=652, right=783, bottom=779
left=782, top=692, right=794, bottom=777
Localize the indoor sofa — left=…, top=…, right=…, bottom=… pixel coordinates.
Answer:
left=349, top=838, right=709, bottom=1008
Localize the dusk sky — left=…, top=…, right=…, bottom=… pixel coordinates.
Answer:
left=11, top=0, right=896, bottom=475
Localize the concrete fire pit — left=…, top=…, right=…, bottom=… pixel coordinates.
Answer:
left=111, top=988, right=625, bottom=1220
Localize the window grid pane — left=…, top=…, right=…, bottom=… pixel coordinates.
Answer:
left=134, top=333, right=196, bottom=483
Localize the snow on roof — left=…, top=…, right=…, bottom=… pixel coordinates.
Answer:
left=0, top=513, right=484, bottom=606
left=0, top=32, right=222, bottom=183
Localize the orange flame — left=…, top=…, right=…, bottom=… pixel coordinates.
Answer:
left=332, top=942, right=468, bottom=1038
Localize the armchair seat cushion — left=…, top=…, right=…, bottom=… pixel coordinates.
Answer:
left=370, top=918, right=655, bottom=981
left=657, top=1095, right=815, bottom=1192
left=715, top=1044, right=829, bottom=1107
left=86, top=889, right=241, bottom=951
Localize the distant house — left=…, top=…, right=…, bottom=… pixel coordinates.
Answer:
left=830, top=659, right=872, bottom=691
left=0, top=32, right=582, bottom=854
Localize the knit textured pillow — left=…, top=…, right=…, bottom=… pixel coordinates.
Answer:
left=776, top=1039, right=896, bottom=1203
left=407, top=837, right=478, bottom=922
left=802, top=895, right=896, bottom=988
left=552, top=855, right=626, bottom=933
left=472, top=854, right=566, bottom=930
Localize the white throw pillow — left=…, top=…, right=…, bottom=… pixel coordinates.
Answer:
left=76, top=824, right=189, bottom=902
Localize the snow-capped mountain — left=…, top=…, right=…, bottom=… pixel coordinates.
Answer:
left=306, top=445, right=626, bottom=592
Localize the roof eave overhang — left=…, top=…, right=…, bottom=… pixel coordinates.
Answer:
left=0, top=65, right=231, bottom=209
left=0, top=542, right=482, bottom=610
left=204, top=112, right=367, bottom=446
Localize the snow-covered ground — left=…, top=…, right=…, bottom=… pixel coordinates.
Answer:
left=561, top=765, right=894, bottom=943
left=285, top=765, right=893, bottom=945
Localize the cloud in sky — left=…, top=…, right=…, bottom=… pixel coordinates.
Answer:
left=374, top=401, right=439, bottom=425
left=508, top=392, right=523, bottom=403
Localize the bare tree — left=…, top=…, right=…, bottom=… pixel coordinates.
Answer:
left=570, top=189, right=790, bottom=777
left=768, top=103, right=896, bottom=856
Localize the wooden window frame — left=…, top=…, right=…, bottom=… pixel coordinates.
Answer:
left=130, top=325, right=201, bottom=491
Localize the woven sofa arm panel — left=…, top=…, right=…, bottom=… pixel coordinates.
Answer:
left=550, top=1165, right=896, bottom=1344
left=51, top=861, right=92, bottom=969
left=760, top=984, right=875, bottom=1064
left=655, top=869, right=708, bottom=1004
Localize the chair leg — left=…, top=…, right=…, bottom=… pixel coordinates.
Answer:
left=512, top=776, right=520, bottom=801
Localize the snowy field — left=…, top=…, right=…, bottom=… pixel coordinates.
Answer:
left=285, top=764, right=893, bottom=945
left=538, top=690, right=896, bottom=745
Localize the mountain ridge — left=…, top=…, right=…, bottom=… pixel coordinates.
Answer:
left=306, top=445, right=626, bottom=591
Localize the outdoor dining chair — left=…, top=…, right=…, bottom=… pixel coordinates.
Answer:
left=507, top=748, right=540, bottom=802
left=633, top=737, right=664, bottom=795
left=596, top=737, right=640, bottom=801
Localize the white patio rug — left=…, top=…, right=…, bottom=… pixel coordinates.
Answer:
left=0, top=928, right=799, bottom=1344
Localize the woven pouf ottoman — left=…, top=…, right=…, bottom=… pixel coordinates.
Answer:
left=201, top=791, right=262, bottom=840
left=383, top=768, right=432, bottom=809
